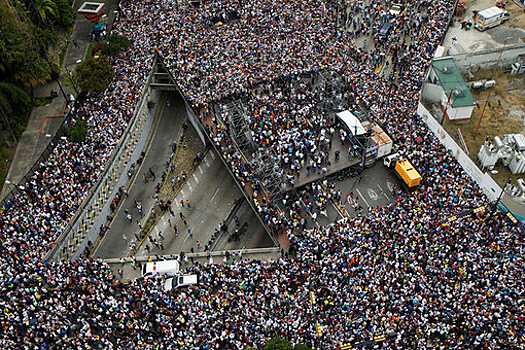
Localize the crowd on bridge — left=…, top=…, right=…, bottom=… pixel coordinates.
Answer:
left=0, top=0, right=524, bottom=349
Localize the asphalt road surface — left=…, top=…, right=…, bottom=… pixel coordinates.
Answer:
left=93, top=92, right=186, bottom=258
left=284, top=160, right=399, bottom=230
left=133, top=150, right=274, bottom=258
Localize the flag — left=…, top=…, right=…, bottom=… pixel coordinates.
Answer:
left=322, top=2, right=326, bottom=12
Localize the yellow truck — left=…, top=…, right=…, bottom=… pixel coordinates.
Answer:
left=384, top=153, right=421, bottom=188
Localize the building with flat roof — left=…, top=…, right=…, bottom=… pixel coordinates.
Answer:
left=425, top=57, right=477, bottom=123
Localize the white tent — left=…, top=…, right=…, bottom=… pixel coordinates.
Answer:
left=336, top=110, right=366, bottom=136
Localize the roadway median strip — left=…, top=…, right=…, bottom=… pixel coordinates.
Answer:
left=129, top=124, right=208, bottom=257
left=319, top=181, right=349, bottom=218
left=89, top=94, right=166, bottom=258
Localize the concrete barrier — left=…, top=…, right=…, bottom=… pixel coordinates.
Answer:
left=417, top=102, right=502, bottom=202
left=45, top=57, right=158, bottom=261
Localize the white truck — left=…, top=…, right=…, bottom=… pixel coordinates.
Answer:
left=474, top=7, right=509, bottom=31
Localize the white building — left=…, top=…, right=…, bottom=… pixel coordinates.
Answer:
left=424, top=57, right=476, bottom=123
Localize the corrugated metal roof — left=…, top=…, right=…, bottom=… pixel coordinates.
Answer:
left=431, top=58, right=476, bottom=108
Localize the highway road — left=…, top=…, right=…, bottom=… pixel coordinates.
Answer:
left=133, top=150, right=275, bottom=258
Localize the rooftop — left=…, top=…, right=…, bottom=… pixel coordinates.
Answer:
left=431, top=57, right=476, bottom=108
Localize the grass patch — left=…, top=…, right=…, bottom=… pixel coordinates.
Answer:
left=33, top=97, right=54, bottom=107
left=85, top=42, right=98, bottom=61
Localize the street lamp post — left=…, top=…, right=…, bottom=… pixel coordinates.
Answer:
left=4, top=179, right=26, bottom=192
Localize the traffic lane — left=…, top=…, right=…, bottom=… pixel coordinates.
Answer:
left=213, top=200, right=274, bottom=251
left=316, top=202, right=342, bottom=227
left=279, top=187, right=342, bottom=230
left=335, top=163, right=397, bottom=214
left=94, top=93, right=185, bottom=258
left=134, top=150, right=243, bottom=257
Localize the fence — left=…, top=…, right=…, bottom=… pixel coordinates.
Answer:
left=417, top=102, right=502, bottom=201
left=450, top=44, right=525, bottom=72
left=44, top=58, right=157, bottom=261
left=0, top=106, right=72, bottom=209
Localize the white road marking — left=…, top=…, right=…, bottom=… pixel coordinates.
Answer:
left=386, top=181, right=394, bottom=191
left=367, top=188, right=379, bottom=201
left=210, top=188, right=220, bottom=202
left=356, top=188, right=371, bottom=207
left=186, top=183, right=193, bottom=191
left=346, top=195, right=357, bottom=206
left=198, top=166, right=204, bottom=174
left=377, top=184, right=390, bottom=201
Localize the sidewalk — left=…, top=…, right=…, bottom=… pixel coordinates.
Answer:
left=0, top=0, right=118, bottom=199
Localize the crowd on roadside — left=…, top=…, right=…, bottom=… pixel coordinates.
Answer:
left=0, top=0, right=524, bottom=349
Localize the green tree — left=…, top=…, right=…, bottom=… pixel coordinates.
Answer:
left=34, top=0, right=57, bottom=23
left=293, top=344, right=311, bottom=350
left=0, top=81, right=29, bottom=143
left=264, top=337, right=293, bottom=350
left=101, top=34, right=132, bottom=56
left=0, top=4, right=33, bottom=75
left=66, top=119, right=88, bottom=143
left=52, top=0, right=75, bottom=27
left=77, top=55, right=115, bottom=93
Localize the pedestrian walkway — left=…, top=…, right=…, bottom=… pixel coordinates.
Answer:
left=0, top=0, right=119, bottom=199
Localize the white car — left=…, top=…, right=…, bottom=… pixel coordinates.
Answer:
left=164, top=274, right=198, bottom=291
left=390, top=4, right=403, bottom=15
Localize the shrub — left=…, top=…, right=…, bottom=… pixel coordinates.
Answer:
left=48, top=61, right=61, bottom=80
left=101, top=34, right=131, bottom=56
left=264, top=337, right=292, bottom=350
left=66, top=119, right=88, bottom=143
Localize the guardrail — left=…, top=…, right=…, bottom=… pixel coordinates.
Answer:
left=104, top=246, right=282, bottom=264
left=44, top=56, right=158, bottom=261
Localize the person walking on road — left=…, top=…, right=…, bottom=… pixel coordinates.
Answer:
left=148, top=167, right=156, bottom=179
left=186, top=199, right=191, bottom=208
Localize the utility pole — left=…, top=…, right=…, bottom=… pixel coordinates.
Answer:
left=441, top=89, right=453, bottom=124
left=474, top=84, right=493, bottom=138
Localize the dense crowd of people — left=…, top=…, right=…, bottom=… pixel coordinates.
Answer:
left=0, top=0, right=524, bottom=349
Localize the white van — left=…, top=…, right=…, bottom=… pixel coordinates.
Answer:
left=474, top=7, right=509, bottom=31
left=141, top=259, right=180, bottom=277
left=164, top=274, right=198, bottom=291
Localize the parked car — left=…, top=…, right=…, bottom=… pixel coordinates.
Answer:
left=164, top=274, right=198, bottom=291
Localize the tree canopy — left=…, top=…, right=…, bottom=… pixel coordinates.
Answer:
left=77, top=55, right=115, bottom=94
left=263, top=337, right=293, bottom=350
